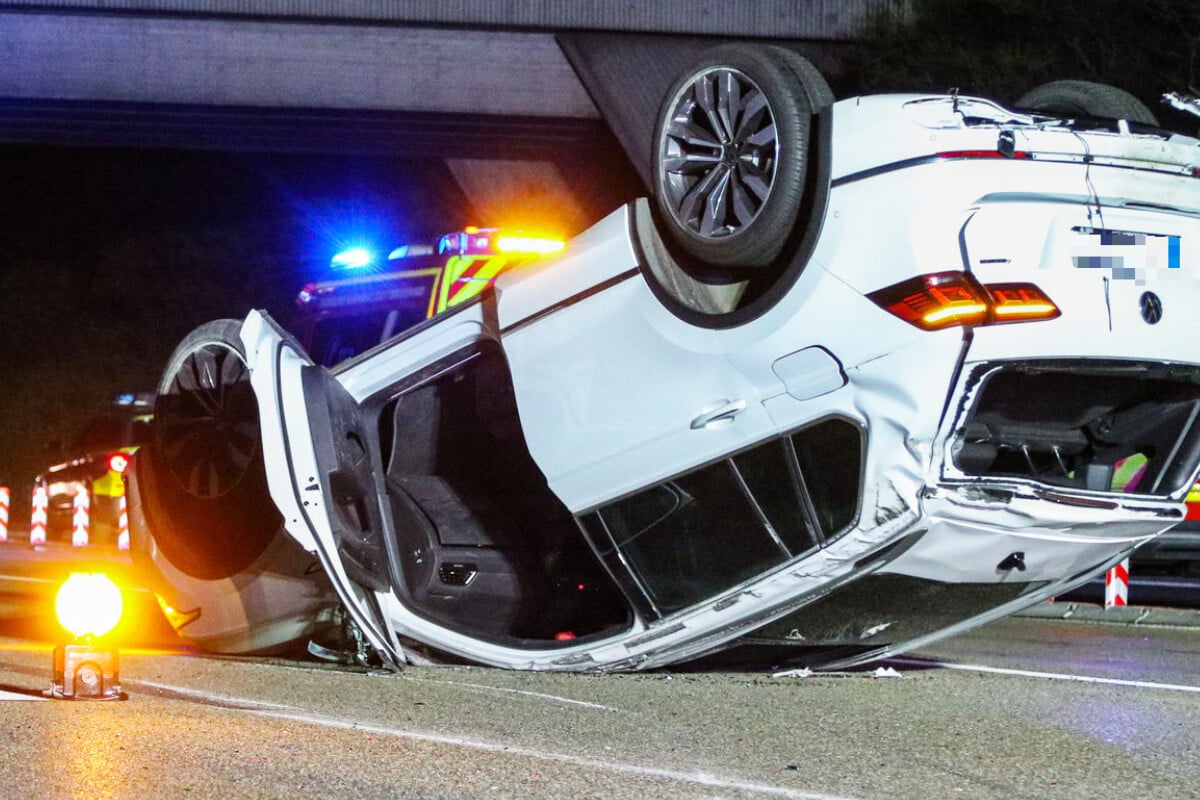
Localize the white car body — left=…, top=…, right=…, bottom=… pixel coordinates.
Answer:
left=136, top=92, right=1200, bottom=670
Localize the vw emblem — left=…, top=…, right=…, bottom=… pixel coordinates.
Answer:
left=1140, top=291, right=1163, bottom=325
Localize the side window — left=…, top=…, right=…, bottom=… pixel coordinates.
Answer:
left=732, top=441, right=821, bottom=556
left=595, top=459, right=791, bottom=616
left=583, top=418, right=863, bottom=619
left=791, top=419, right=862, bottom=537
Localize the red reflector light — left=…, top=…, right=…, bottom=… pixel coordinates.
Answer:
left=936, top=150, right=1031, bottom=160
left=870, top=273, right=1061, bottom=331
left=106, top=453, right=131, bottom=474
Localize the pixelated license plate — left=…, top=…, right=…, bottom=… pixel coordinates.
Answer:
left=1072, top=227, right=1181, bottom=283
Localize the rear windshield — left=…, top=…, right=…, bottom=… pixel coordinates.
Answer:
left=294, top=268, right=440, bottom=366
left=307, top=305, right=428, bottom=366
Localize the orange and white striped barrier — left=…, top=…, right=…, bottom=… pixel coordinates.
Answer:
left=116, top=494, right=129, bottom=551
left=29, top=485, right=48, bottom=545
left=0, top=486, right=8, bottom=542
left=71, top=489, right=90, bottom=547
left=1105, top=558, right=1130, bottom=608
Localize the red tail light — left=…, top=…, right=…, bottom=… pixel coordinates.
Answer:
left=870, top=272, right=1060, bottom=331
left=106, top=453, right=131, bottom=474
left=986, top=283, right=1062, bottom=322
left=870, top=272, right=990, bottom=330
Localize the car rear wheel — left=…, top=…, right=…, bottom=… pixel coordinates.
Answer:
left=653, top=43, right=832, bottom=270
left=140, top=319, right=282, bottom=580
left=1016, top=80, right=1158, bottom=126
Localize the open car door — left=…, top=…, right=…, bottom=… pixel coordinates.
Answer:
left=238, top=310, right=406, bottom=666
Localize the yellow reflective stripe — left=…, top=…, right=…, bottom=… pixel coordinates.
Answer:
left=430, top=254, right=532, bottom=315
left=445, top=256, right=514, bottom=308
left=435, top=256, right=463, bottom=314
left=473, top=256, right=513, bottom=281
left=427, top=268, right=443, bottom=318
left=446, top=255, right=484, bottom=306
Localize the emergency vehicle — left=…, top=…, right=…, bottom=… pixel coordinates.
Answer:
left=35, top=392, right=152, bottom=546
left=292, top=227, right=564, bottom=366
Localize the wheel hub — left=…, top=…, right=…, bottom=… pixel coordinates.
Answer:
left=658, top=66, right=778, bottom=240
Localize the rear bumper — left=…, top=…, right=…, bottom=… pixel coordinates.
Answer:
left=741, top=484, right=1173, bottom=667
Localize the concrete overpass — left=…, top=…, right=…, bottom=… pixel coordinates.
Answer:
left=1, top=0, right=899, bottom=231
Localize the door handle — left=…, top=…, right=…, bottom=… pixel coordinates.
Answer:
left=690, top=399, right=748, bottom=430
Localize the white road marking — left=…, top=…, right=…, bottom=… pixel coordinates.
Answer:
left=401, top=676, right=624, bottom=712
left=130, top=678, right=853, bottom=799
left=0, top=689, right=45, bottom=701
left=131, top=680, right=302, bottom=711
left=244, top=706, right=858, bottom=800
left=891, top=658, right=1200, bottom=694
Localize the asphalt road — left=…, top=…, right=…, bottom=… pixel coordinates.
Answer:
left=0, top=608, right=1196, bottom=798
left=1, top=540, right=1199, bottom=799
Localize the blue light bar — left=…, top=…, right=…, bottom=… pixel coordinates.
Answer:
left=331, top=246, right=374, bottom=270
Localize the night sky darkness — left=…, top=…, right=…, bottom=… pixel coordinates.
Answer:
left=0, top=143, right=472, bottom=503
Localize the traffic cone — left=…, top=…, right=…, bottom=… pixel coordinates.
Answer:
left=71, top=489, right=89, bottom=547
left=30, top=485, right=48, bottom=545
left=0, top=486, right=8, bottom=542
left=1105, top=558, right=1129, bottom=608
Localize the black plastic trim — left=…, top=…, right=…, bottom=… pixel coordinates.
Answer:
left=499, top=267, right=641, bottom=337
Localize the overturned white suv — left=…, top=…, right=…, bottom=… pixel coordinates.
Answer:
left=128, top=45, right=1200, bottom=670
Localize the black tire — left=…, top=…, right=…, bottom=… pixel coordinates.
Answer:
left=1016, top=80, right=1158, bottom=126
left=140, top=319, right=282, bottom=580
left=653, top=44, right=832, bottom=269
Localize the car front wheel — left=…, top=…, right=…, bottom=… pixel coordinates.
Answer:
left=140, top=319, right=281, bottom=580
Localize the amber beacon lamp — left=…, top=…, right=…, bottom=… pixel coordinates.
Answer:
left=48, top=573, right=126, bottom=700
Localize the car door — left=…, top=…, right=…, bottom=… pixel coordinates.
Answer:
left=494, top=210, right=778, bottom=512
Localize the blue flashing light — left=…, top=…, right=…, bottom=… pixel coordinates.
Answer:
left=331, top=246, right=374, bottom=270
